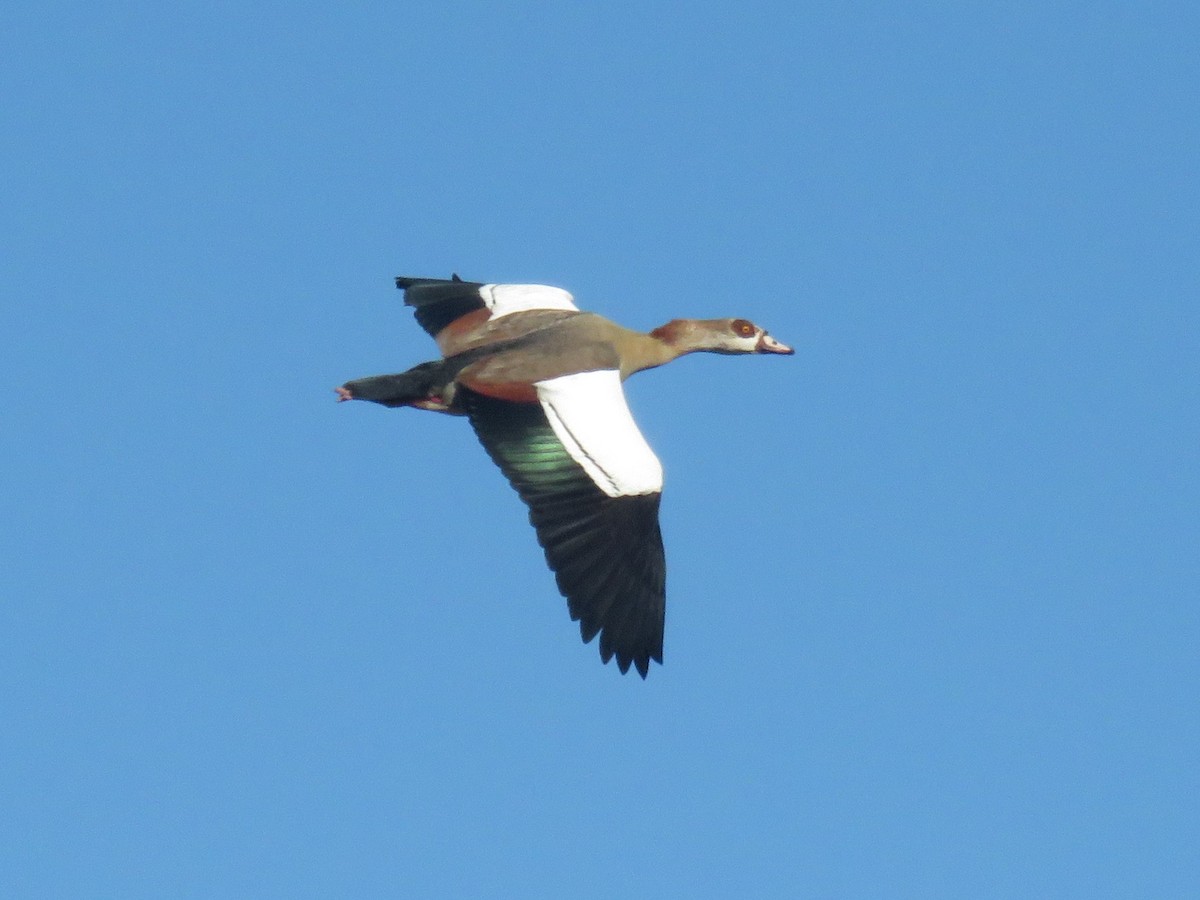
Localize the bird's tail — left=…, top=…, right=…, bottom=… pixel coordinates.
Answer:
left=337, top=360, right=448, bottom=408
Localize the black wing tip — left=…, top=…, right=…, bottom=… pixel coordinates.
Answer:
left=395, top=273, right=472, bottom=289
left=595, top=633, right=659, bottom=679
left=620, top=652, right=653, bottom=679
left=580, top=619, right=660, bottom=678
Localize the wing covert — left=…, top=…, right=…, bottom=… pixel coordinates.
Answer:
left=396, top=275, right=580, bottom=341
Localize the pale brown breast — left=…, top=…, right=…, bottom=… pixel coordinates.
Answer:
left=454, top=314, right=627, bottom=401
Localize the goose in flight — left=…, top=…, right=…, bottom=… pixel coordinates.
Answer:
left=337, top=275, right=794, bottom=677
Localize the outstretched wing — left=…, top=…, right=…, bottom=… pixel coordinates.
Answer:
left=457, top=369, right=666, bottom=677
left=396, top=275, right=580, bottom=344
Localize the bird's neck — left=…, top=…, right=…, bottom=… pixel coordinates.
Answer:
left=616, top=320, right=706, bottom=377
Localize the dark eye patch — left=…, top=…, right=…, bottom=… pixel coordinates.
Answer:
left=731, top=319, right=755, bottom=337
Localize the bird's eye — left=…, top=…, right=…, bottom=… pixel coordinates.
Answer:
left=731, top=319, right=755, bottom=337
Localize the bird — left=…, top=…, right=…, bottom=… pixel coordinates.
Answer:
left=337, top=274, right=794, bottom=677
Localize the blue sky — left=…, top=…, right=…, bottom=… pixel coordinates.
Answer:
left=4, top=1, right=1198, bottom=896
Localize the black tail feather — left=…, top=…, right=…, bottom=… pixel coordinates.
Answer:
left=340, top=361, right=445, bottom=408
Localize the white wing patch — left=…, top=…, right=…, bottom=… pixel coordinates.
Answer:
left=479, top=283, right=579, bottom=318
left=535, top=370, right=664, bottom=498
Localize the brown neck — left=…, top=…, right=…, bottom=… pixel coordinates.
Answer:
left=607, top=318, right=736, bottom=378
left=651, top=318, right=733, bottom=354
left=616, top=320, right=703, bottom=376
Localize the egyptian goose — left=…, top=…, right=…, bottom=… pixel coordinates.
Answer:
left=338, top=275, right=794, bottom=677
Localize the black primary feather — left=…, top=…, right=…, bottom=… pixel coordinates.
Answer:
left=395, top=275, right=486, bottom=338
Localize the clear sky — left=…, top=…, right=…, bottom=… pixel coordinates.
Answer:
left=4, top=2, right=1198, bottom=896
